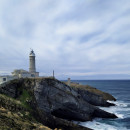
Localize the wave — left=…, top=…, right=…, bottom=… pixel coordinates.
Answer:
left=107, top=100, right=128, bottom=107
left=80, top=119, right=128, bottom=130
left=80, top=100, right=130, bottom=130
left=99, top=100, right=130, bottom=119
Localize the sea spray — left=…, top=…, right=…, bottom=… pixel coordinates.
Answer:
left=73, top=80, right=130, bottom=130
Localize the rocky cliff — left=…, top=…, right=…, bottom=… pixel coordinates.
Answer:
left=69, top=83, right=116, bottom=107
left=0, top=78, right=117, bottom=130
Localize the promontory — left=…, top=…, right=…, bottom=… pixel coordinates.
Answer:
left=0, top=78, right=117, bottom=130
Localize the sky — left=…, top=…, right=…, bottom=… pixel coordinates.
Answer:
left=0, top=0, right=130, bottom=80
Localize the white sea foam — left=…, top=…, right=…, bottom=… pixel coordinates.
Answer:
left=80, top=119, right=128, bottom=130
left=99, top=106, right=124, bottom=119
left=80, top=100, right=130, bottom=129
left=115, top=113, right=124, bottom=119
left=79, top=100, right=130, bottom=130
left=99, top=100, right=130, bottom=119
left=107, top=100, right=128, bottom=107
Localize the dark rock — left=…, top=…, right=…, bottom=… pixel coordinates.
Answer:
left=92, top=108, right=117, bottom=119
left=0, top=78, right=117, bottom=129
left=68, top=82, right=116, bottom=107
left=77, top=88, right=115, bottom=107
left=31, top=78, right=117, bottom=121
left=34, top=108, right=92, bottom=130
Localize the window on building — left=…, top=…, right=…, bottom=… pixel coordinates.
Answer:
left=3, top=78, right=6, bottom=81
left=31, top=74, right=35, bottom=77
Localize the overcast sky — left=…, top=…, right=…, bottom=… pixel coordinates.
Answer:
left=0, top=0, right=130, bottom=80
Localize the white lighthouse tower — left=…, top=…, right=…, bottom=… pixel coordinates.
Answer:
left=29, top=50, right=39, bottom=77
left=29, top=50, right=36, bottom=73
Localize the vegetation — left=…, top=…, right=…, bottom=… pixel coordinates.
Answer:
left=18, top=89, right=32, bottom=109
left=65, top=82, right=116, bottom=101
left=0, top=93, right=51, bottom=130
left=0, top=78, right=52, bottom=129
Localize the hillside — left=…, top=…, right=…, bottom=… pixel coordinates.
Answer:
left=0, top=78, right=117, bottom=130
left=0, top=94, right=50, bottom=130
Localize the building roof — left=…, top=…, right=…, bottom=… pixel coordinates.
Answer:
left=12, top=69, right=30, bottom=75
left=29, top=50, right=35, bottom=56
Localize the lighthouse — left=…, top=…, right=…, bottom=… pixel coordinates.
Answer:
left=0, top=50, right=39, bottom=84
left=29, top=50, right=39, bottom=77
left=29, top=50, right=36, bottom=73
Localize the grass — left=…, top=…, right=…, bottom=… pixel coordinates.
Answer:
left=0, top=93, right=50, bottom=129
left=65, top=82, right=116, bottom=101
left=0, top=94, right=22, bottom=105
left=18, top=89, right=32, bottom=110
left=0, top=104, right=51, bottom=130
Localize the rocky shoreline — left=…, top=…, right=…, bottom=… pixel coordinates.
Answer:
left=0, top=78, right=117, bottom=129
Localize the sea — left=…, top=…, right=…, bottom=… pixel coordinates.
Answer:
left=71, top=80, right=130, bottom=130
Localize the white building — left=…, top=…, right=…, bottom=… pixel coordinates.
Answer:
left=0, top=50, right=39, bottom=84
left=0, top=75, right=17, bottom=84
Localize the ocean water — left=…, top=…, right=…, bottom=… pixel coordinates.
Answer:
left=72, top=80, right=130, bottom=130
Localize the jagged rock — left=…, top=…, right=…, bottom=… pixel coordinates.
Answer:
left=32, top=78, right=117, bottom=121
left=76, top=87, right=115, bottom=107
left=0, top=78, right=117, bottom=129
left=68, top=83, right=116, bottom=106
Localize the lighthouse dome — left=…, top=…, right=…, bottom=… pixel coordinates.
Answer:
left=30, top=50, right=35, bottom=56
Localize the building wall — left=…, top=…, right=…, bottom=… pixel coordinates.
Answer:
left=0, top=71, right=39, bottom=84
left=0, top=76, right=17, bottom=84
left=30, top=72, right=39, bottom=77
left=19, top=73, right=32, bottom=78
left=0, top=76, right=6, bottom=84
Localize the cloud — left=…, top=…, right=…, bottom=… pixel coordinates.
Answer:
left=0, top=0, right=130, bottom=79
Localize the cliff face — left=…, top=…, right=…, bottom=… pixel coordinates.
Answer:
left=0, top=78, right=117, bottom=130
left=32, top=78, right=116, bottom=121
left=69, top=83, right=116, bottom=107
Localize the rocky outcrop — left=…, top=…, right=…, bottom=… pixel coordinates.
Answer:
left=75, top=87, right=115, bottom=107
left=0, top=78, right=117, bottom=129
left=32, top=78, right=116, bottom=121
left=69, top=83, right=116, bottom=106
